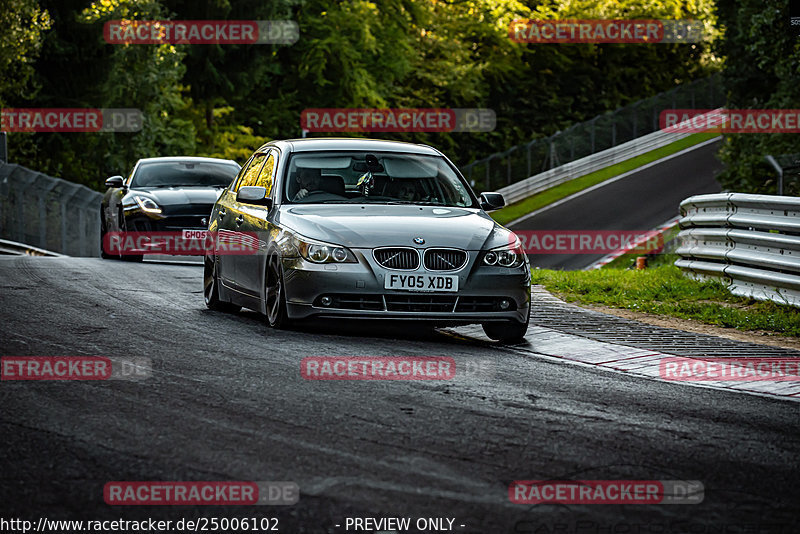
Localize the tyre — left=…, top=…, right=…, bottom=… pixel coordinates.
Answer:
left=482, top=308, right=529, bottom=343
left=117, top=216, right=143, bottom=261
left=204, top=255, right=241, bottom=312
left=265, top=254, right=289, bottom=328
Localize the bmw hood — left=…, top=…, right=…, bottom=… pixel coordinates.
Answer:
left=129, top=186, right=223, bottom=206
left=278, top=204, right=513, bottom=250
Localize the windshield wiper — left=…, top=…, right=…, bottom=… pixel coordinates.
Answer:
left=383, top=200, right=446, bottom=206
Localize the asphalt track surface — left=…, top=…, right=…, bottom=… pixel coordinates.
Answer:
left=511, top=139, right=724, bottom=270
left=1, top=256, right=798, bottom=533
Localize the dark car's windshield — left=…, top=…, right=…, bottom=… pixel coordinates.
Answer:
left=283, top=151, right=476, bottom=208
left=131, top=161, right=240, bottom=188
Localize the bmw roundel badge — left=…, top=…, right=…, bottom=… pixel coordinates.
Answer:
left=413, top=237, right=425, bottom=245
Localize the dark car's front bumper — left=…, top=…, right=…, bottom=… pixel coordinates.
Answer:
left=124, top=203, right=214, bottom=232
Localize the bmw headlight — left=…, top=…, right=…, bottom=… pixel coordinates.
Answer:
left=296, top=236, right=356, bottom=264
left=133, top=195, right=162, bottom=214
left=482, top=238, right=526, bottom=268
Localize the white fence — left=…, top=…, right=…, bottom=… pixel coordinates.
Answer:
left=675, top=193, right=800, bottom=307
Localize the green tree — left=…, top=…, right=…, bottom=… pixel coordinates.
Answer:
left=0, top=0, right=51, bottom=107
left=715, top=0, right=800, bottom=194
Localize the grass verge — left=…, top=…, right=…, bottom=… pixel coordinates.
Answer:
left=491, top=132, right=719, bottom=226
left=530, top=264, right=800, bottom=338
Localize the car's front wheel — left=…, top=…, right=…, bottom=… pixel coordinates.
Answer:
left=204, top=256, right=240, bottom=313
left=482, top=309, right=529, bottom=343
left=265, top=254, right=289, bottom=328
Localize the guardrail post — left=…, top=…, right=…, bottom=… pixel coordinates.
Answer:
left=12, top=169, right=36, bottom=245
left=765, top=155, right=784, bottom=196
left=74, top=194, right=101, bottom=257
left=506, top=146, right=517, bottom=184
left=59, top=183, right=82, bottom=255
left=526, top=142, right=531, bottom=177
left=611, top=120, right=617, bottom=147
left=34, top=174, right=58, bottom=250
left=652, top=104, right=658, bottom=131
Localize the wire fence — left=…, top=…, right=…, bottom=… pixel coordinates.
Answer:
left=0, top=162, right=102, bottom=256
left=463, top=74, right=724, bottom=191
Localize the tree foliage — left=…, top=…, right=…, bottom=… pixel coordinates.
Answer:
left=1, top=0, right=723, bottom=190
left=715, top=0, right=800, bottom=194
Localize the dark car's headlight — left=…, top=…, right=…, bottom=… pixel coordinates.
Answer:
left=482, top=239, right=526, bottom=268
left=295, top=236, right=356, bottom=264
left=133, top=195, right=162, bottom=214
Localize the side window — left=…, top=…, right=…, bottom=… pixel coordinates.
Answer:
left=233, top=153, right=267, bottom=192
left=254, top=152, right=276, bottom=196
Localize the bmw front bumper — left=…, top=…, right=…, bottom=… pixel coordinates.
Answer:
left=281, top=249, right=530, bottom=325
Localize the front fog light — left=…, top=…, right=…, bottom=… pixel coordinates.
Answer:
left=320, top=296, right=333, bottom=307
left=499, top=299, right=511, bottom=310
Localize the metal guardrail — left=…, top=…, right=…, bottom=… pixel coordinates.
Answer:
left=0, top=238, right=63, bottom=256
left=463, top=74, right=723, bottom=192
left=0, top=162, right=102, bottom=256
left=495, top=127, right=705, bottom=207
left=675, top=193, right=800, bottom=307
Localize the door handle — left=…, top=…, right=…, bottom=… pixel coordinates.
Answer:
left=219, top=208, right=226, bottom=218
left=235, top=215, right=244, bottom=226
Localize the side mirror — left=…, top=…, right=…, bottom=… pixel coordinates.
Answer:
left=237, top=186, right=273, bottom=208
left=479, top=192, right=505, bottom=211
left=105, top=175, right=124, bottom=188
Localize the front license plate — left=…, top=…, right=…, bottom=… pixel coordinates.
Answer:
left=384, top=273, right=459, bottom=292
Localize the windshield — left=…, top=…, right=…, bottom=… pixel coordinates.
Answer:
left=131, top=161, right=240, bottom=188
left=283, top=151, right=476, bottom=207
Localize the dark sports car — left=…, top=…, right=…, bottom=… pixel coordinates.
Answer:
left=101, top=156, right=241, bottom=260
left=204, top=138, right=531, bottom=342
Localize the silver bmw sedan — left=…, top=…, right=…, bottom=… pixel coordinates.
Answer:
left=204, top=138, right=530, bottom=342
